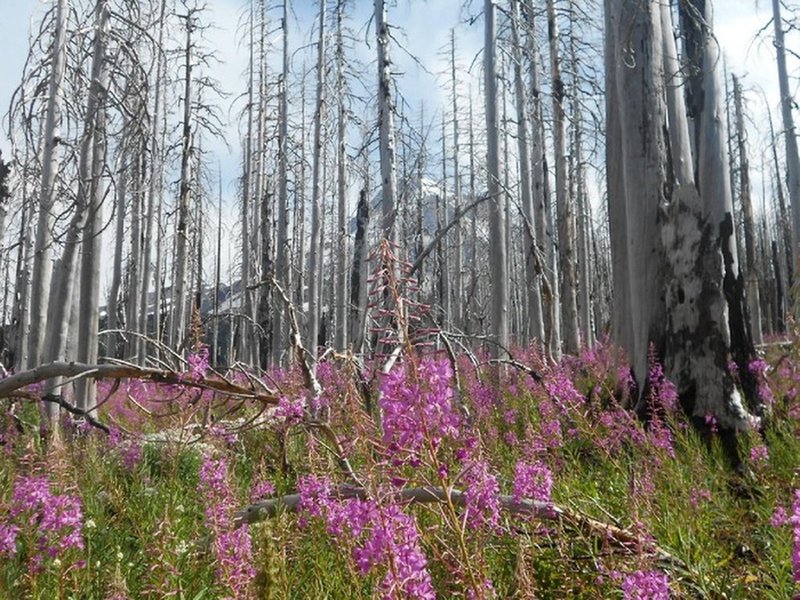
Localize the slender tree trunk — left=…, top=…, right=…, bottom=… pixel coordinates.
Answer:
left=137, top=0, right=168, bottom=365
left=28, top=0, right=69, bottom=368
left=307, top=0, right=326, bottom=360
left=439, top=113, right=451, bottom=329
left=484, top=0, right=508, bottom=354
left=449, top=31, right=464, bottom=332
left=272, top=0, right=290, bottom=362
left=107, top=133, right=128, bottom=358
left=350, top=187, right=369, bottom=355
left=732, top=75, right=762, bottom=344
left=334, top=0, right=348, bottom=350
left=772, top=0, right=800, bottom=267
left=468, top=89, right=479, bottom=334
left=767, top=107, right=794, bottom=290
left=213, top=170, right=222, bottom=365
left=43, top=0, right=108, bottom=419
left=524, top=2, right=558, bottom=358
left=126, top=142, right=142, bottom=357
left=511, top=0, right=544, bottom=344
left=172, top=10, right=195, bottom=355
left=76, top=8, right=109, bottom=410
left=11, top=193, right=33, bottom=372
left=547, top=0, right=579, bottom=354
left=376, top=0, right=398, bottom=245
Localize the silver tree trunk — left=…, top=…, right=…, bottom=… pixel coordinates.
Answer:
left=28, top=0, right=69, bottom=368
left=307, top=0, right=326, bottom=360
left=484, top=0, right=509, bottom=354
left=511, top=0, right=544, bottom=344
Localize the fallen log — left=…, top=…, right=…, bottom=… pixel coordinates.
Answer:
left=0, top=361, right=280, bottom=405
left=234, top=483, right=684, bottom=568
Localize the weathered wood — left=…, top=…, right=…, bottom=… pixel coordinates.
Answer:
left=234, top=483, right=683, bottom=568
left=0, top=362, right=279, bottom=404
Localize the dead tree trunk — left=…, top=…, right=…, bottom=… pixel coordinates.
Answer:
left=28, top=0, right=69, bottom=368
left=732, top=75, right=762, bottom=344
left=485, top=0, right=509, bottom=354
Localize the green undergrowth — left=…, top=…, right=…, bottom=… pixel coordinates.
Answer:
left=0, top=340, right=798, bottom=599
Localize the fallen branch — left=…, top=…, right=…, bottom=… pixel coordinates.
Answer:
left=234, top=483, right=683, bottom=568
left=0, top=362, right=280, bottom=405
left=50, top=394, right=111, bottom=433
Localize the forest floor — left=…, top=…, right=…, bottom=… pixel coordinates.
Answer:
left=0, top=337, right=798, bottom=599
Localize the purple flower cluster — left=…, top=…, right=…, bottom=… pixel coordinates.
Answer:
left=620, top=569, right=670, bottom=599
left=544, top=369, right=584, bottom=412
left=648, top=417, right=675, bottom=460
left=770, top=504, right=788, bottom=528
left=512, top=460, right=553, bottom=504
left=296, top=475, right=435, bottom=599
left=689, top=488, right=712, bottom=509
left=791, top=489, right=800, bottom=585
left=749, top=444, right=769, bottom=466
left=187, top=346, right=210, bottom=380
left=274, top=395, right=306, bottom=427
left=380, top=358, right=461, bottom=463
left=647, top=346, right=678, bottom=413
left=108, top=427, right=144, bottom=471
left=197, top=454, right=255, bottom=599
left=2, top=475, right=84, bottom=571
left=748, top=359, right=774, bottom=406
left=462, top=458, right=500, bottom=530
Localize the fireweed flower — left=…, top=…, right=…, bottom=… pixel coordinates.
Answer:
left=353, top=504, right=435, bottom=599
left=5, top=475, right=84, bottom=568
left=647, top=416, right=675, bottom=460
left=791, top=489, right=800, bottom=585
left=275, top=395, right=306, bottom=427
left=620, top=569, right=670, bottom=599
left=647, top=347, right=678, bottom=413
left=297, top=474, right=335, bottom=520
left=513, top=460, right=553, bottom=504
left=186, top=346, right=210, bottom=380
left=748, top=359, right=774, bottom=406
left=197, top=454, right=255, bottom=598
left=543, top=369, right=584, bottom=413
left=770, top=505, right=788, bottom=528
left=379, top=357, right=461, bottom=463
left=749, top=444, right=769, bottom=466
left=689, top=488, right=712, bottom=509
left=462, top=457, right=500, bottom=530
left=0, top=523, right=20, bottom=555
left=297, top=478, right=434, bottom=599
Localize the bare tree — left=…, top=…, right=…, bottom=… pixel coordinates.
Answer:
left=547, top=0, right=580, bottom=354
left=28, top=0, right=69, bottom=369
left=307, top=0, right=327, bottom=360
left=731, top=75, right=762, bottom=344
left=485, top=0, right=508, bottom=354
left=510, top=0, right=544, bottom=344
left=771, top=0, right=800, bottom=267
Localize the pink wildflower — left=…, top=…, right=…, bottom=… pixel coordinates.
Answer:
left=790, top=489, right=800, bottom=585
left=513, top=461, right=553, bottom=504
left=620, top=569, right=670, bottom=599
left=379, top=358, right=461, bottom=464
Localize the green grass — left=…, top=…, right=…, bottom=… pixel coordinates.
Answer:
left=0, top=342, right=798, bottom=598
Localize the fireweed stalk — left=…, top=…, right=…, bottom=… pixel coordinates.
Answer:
left=296, top=475, right=435, bottom=599
left=0, top=473, right=85, bottom=594
left=197, top=454, right=255, bottom=599
left=378, top=356, right=494, bottom=597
